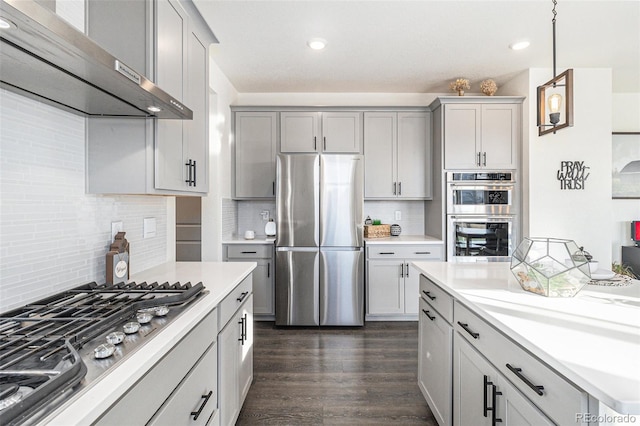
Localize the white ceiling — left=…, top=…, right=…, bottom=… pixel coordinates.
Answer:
left=192, top=1, right=640, bottom=94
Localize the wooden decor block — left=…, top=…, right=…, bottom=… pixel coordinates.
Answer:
left=364, top=224, right=391, bottom=238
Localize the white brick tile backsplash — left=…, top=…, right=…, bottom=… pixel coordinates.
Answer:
left=1, top=89, right=169, bottom=313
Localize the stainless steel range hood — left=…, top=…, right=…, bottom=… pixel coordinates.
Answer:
left=0, top=0, right=192, bottom=119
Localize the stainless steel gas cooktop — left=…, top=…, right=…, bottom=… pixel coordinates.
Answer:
left=0, top=281, right=205, bottom=426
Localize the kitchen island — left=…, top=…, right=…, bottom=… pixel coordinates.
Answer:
left=413, top=261, right=639, bottom=425
left=39, top=261, right=256, bottom=426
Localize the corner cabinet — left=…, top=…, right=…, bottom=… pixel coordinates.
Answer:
left=429, top=97, right=524, bottom=171
left=86, top=0, right=214, bottom=195
left=280, top=111, right=362, bottom=153
left=363, top=111, right=432, bottom=199
left=232, top=111, right=278, bottom=199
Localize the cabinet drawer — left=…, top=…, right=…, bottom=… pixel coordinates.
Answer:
left=226, top=244, right=272, bottom=259
left=454, top=301, right=587, bottom=425
left=419, top=275, right=453, bottom=323
left=367, top=244, right=443, bottom=260
left=148, top=342, right=217, bottom=426
left=218, top=276, right=253, bottom=329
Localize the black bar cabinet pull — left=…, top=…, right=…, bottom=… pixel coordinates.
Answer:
left=492, top=385, right=503, bottom=425
left=192, top=160, right=197, bottom=186
left=241, top=251, right=257, bottom=254
left=415, top=251, right=431, bottom=255
left=237, top=291, right=249, bottom=303
left=272, top=181, right=275, bottom=195
left=398, top=181, right=402, bottom=195
left=483, top=152, right=487, bottom=167
left=400, top=263, right=404, bottom=277
left=422, top=290, right=436, bottom=301
left=422, top=309, right=435, bottom=321
left=405, top=263, right=409, bottom=277
left=483, top=375, right=492, bottom=417
left=238, top=313, right=247, bottom=344
left=185, top=159, right=192, bottom=185
left=190, top=390, right=213, bottom=420
left=506, top=364, right=544, bottom=396
left=457, top=321, right=480, bottom=339
left=393, top=182, right=397, bottom=195
left=323, top=136, right=327, bottom=151
left=314, top=136, right=317, bottom=150
left=379, top=252, right=395, bottom=255
left=267, top=262, right=270, bottom=278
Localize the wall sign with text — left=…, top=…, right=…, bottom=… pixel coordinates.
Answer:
left=557, top=161, right=590, bottom=190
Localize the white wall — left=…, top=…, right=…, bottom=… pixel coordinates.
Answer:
left=517, top=69, right=614, bottom=266
left=200, top=58, right=239, bottom=261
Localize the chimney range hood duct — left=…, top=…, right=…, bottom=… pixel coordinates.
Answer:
left=0, top=0, right=192, bottom=119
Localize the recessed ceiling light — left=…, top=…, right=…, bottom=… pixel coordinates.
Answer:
left=307, top=38, right=327, bottom=50
left=509, top=40, right=530, bottom=51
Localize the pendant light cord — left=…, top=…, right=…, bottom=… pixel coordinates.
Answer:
left=552, top=0, right=558, bottom=78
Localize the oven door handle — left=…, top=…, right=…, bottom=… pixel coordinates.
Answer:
left=448, top=215, right=515, bottom=221
left=448, top=184, right=515, bottom=190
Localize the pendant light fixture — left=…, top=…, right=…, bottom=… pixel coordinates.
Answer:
left=537, top=0, right=574, bottom=136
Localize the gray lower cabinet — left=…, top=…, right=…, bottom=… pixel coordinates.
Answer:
left=233, top=111, right=278, bottom=199
left=224, top=244, right=275, bottom=319
left=95, top=310, right=219, bottom=425
left=418, top=274, right=589, bottom=426
left=365, top=243, right=443, bottom=320
left=86, top=0, right=212, bottom=195
left=218, top=278, right=253, bottom=426
left=453, top=334, right=553, bottom=426
left=418, top=275, right=453, bottom=426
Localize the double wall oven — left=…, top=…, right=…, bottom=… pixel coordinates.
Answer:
left=446, top=172, right=518, bottom=262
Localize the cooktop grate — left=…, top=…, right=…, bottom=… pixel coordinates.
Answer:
left=0, top=280, right=204, bottom=426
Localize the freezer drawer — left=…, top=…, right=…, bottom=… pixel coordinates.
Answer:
left=275, top=249, right=319, bottom=326
left=320, top=248, right=364, bottom=326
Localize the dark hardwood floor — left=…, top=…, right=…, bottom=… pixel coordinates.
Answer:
left=237, top=321, right=438, bottom=425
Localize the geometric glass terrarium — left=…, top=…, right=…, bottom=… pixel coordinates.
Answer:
left=510, top=237, right=591, bottom=297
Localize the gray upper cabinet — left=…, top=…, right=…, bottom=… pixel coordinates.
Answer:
left=364, top=111, right=431, bottom=199
left=154, top=0, right=187, bottom=191
left=442, top=101, right=521, bottom=170
left=280, top=111, right=362, bottom=153
left=86, top=0, right=213, bottom=195
left=280, top=112, right=320, bottom=153
left=322, top=112, right=362, bottom=153
left=234, top=112, right=278, bottom=199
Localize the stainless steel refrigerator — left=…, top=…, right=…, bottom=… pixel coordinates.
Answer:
left=275, top=154, right=364, bottom=326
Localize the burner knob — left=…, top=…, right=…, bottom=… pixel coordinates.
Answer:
left=94, top=343, right=116, bottom=359
left=106, top=331, right=125, bottom=345
left=136, top=311, right=153, bottom=324
left=123, top=321, right=140, bottom=334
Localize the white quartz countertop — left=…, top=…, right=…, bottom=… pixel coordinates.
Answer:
left=411, top=261, right=640, bottom=415
left=364, top=235, right=443, bottom=244
left=222, top=236, right=275, bottom=244
left=40, top=261, right=256, bottom=425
